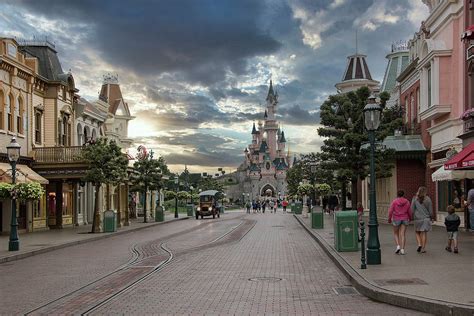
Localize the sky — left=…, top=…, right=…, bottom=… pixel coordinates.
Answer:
left=0, top=0, right=429, bottom=174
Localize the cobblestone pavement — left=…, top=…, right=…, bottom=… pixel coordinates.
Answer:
left=92, top=212, right=424, bottom=315
left=1, top=211, right=425, bottom=315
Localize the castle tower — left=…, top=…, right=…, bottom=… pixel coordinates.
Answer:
left=264, top=80, right=279, bottom=159
left=381, top=41, right=409, bottom=108
left=335, top=54, right=380, bottom=93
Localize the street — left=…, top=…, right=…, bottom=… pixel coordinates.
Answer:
left=0, top=212, right=424, bottom=315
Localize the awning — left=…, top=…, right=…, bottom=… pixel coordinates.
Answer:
left=432, top=166, right=474, bottom=182
left=461, top=25, right=474, bottom=40
left=0, top=163, right=49, bottom=184
left=444, top=142, right=474, bottom=170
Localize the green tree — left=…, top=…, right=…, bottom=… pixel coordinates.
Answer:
left=81, top=138, right=128, bottom=233
left=130, top=149, right=169, bottom=223
left=197, top=177, right=223, bottom=192
left=317, top=87, right=402, bottom=209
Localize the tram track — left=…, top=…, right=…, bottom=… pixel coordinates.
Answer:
left=24, top=216, right=255, bottom=315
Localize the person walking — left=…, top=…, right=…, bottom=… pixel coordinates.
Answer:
left=245, top=201, right=251, bottom=214
left=282, top=199, right=288, bottom=212
left=273, top=199, right=278, bottom=213
left=252, top=200, right=257, bottom=213
left=445, top=205, right=461, bottom=253
left=388, top=190, right=412, bottom=255
left=269, top=199, right=275, bottom=213
left=467, top=187, right=474, bottom=232
left=262, top=200, right=266, bottom=213
left=411, top=186, right=434, bottom=253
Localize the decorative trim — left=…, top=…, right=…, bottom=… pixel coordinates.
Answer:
left=419, top=104, right=451, bottom=121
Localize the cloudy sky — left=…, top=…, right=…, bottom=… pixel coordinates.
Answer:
left=0, top=0, right=428, bottom=173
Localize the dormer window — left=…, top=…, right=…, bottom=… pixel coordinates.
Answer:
left=7, top=43, right=17, bottom=58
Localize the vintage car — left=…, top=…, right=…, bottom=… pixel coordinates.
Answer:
left=196, top=190, right=221, bottom=219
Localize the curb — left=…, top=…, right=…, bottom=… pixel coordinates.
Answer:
left=0, top=216, right=189, bottom=264
left=294, top=214, right=474, bottom=316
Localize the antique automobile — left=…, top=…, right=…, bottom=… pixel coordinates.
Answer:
left=196, top=190, right=221, bottom=219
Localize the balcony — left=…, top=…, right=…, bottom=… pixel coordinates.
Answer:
left=419, top=104, right=451, bottom=121
left=33, top=146, right=84, bottom=164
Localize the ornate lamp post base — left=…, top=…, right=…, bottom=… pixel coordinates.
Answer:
left=9, top=239, right=19, bottom=251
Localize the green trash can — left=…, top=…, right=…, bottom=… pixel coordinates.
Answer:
left=103, top=210, right=117, bottom=232
left=155, top=206, right=164, bottom=222
left=311, top=207, right=324, bottom=229
left=334, top=210, right=358, bottom=252
left=293, top=202, right=303, bottom=214
left=186, top=204, right=194, bottom=217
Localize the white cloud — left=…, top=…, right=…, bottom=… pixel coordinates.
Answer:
left=290, top=5, right=332, bottom=50
left=354, top=1, right=401, bottom=31
left=407, top=0, right=429, bottom=26
left=329, top=0, right=345, bottom=9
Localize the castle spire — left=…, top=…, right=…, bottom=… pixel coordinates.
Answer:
left=266, top=80, right=275, bottom=101
left=251, top=122, right=257, bottom=134
left=264, top=109, right=268, bottom=119
left=279, top=131, right=286, bottom=143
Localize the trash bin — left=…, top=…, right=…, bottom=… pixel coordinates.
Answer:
left=103, top=210, right=117, bottom=232
left=186, top=204, right=194, bottom=217
left=155, top=206, right=164, bottom=222
left=334, top=210, right=358, bottom=251
left=311, top=206, right=324, bottom=229
left=292, top=202, right=303, bottom=214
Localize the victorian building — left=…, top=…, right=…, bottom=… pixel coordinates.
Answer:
left=0, top=38, right=49, bottom=233
left=335, top=53, right=380, bottom=94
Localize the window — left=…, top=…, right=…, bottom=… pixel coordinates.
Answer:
left=7, top=95, right=13, bottom=132
left=16, top=97, right=23, bottom=134
left=35, top=111, right=42, bottom=144
left=427, top=67, right=432, bottom=107
left=58, top=114, right=71, bottom=146
left=0, top=90, right=4, bottom=130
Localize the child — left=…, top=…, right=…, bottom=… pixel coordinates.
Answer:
left=445, top=205, right=461, bottom=253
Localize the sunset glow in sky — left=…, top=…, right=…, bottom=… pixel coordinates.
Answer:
left=1, top=0, right=428, bottom=173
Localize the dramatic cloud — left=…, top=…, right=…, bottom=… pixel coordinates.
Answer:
left=0, top=0, right=429, bottom=172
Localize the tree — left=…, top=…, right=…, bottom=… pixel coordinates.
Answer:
left=197, top=177, right=224, bottom=192
left=130, top=149, right=169, bottom=223
left=317, top=87, right=402, bottom=209
left=81, top=138, right=128, bottom=233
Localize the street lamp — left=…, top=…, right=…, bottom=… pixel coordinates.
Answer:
left=363, top=95, right=382, bottom=265
left=174, top=175, right=179, bottom=218
left=7, top=137, right=21, bottom=251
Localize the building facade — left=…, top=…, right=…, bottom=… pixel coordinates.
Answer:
left=335, top=53, right=380, bottom=93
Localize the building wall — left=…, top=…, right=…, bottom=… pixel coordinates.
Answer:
left=396, top=159, right=426, bottom=201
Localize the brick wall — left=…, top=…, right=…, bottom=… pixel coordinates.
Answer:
left=396, top=159, right=426, bottom=202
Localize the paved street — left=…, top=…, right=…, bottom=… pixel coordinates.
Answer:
left=0, top=211, right=423, bottom=315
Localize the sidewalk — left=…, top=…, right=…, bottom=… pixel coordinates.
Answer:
left=0, top=212, right=188, bottom=263
left=295, top=209, right=474, bottom=316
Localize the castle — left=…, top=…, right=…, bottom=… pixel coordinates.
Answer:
left=224, top=81, right=292, bottom=202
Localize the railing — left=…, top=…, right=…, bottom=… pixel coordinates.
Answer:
left=33, top=146, right=84, bottom=163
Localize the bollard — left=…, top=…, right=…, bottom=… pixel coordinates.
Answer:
left=360, top=221, right=367, bottom=269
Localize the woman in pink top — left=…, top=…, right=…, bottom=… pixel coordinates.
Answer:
left=388, top=190, right=412, bottom=255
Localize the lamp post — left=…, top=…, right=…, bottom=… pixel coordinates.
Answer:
left=301, top=179, right=309, bottom=218
left=174, top=175, right=179, bottom=218
left=7, top=137, right=21, bottom=251
left=363, top=95, right=382, bottom=265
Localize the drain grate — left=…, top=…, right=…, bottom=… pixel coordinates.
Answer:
left=333, top=287, right=358, bottom=295
left=374, top=278, right=428, bottom=286
left=249, top=277, right=283, bottom=283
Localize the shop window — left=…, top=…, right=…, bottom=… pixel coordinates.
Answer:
left=62, top=183, right=73, bottom=217
left=437, top=181, right=452, bottom=214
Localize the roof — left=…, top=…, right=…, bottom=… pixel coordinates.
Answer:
left=264, top=110, right=268, bottom=119
left=381, top=51, right=409, bottom=92
left=342, top=54, right=373, bottom=81
left=279, top=131, right=286, bottom=143
left=276, top=160, right=288, bottom=170
left=199, top=190, right=220, bottom=196
left=79, top=97, right=108, bottom=119
left=19, top=44, right=69, bottom=84
left=251, top=122, right=257, bottom=134
left=249, top=164, right=261, bottom=172
left=381, top=135, right=427, bottom=152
